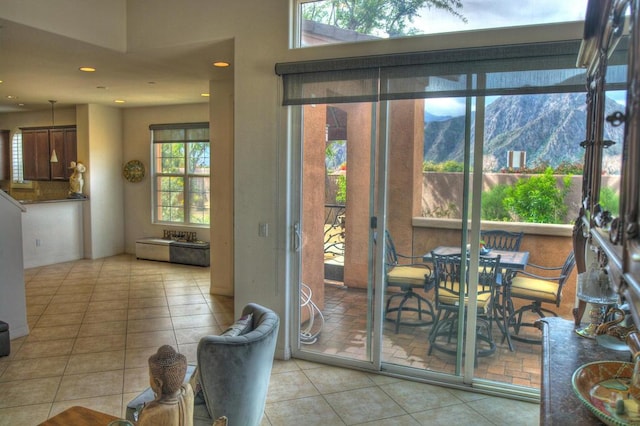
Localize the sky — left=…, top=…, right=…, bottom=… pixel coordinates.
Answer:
left=414, top=0, right=588, bottom=35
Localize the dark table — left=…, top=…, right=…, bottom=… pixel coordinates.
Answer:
left=425, top=246, right=530, bottom=350
left=537, top=317, right=631, bottom=425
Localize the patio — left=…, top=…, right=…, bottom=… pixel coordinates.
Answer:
left=302, top=279, right=580, bottom=389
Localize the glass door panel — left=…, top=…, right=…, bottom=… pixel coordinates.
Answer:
left=381, top=97, right=471, bottom=377
left=295, top=102, right=379, bottom=366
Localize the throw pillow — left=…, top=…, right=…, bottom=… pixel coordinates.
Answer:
left=221, top=313, right=253, bottom=336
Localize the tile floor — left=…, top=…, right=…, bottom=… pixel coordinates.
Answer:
left=0, top=255, right=539, bottom=425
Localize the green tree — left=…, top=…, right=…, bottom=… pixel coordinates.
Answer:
left=481, top=184, right=511, bottom=221
left=303, top=0, right=466, bottom=38
left=503, top=167, right=571, bottom=224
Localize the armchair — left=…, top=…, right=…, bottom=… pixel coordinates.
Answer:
left=384, top=231, right=434, bottom=333
left=508, top=251, right=575, bottom=343
left=480, top=230, right=524, bottom=252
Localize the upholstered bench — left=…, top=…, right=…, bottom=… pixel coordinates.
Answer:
left=0, top=321, right=9, bottom=357
left=135, top=238, right=210, bottom=267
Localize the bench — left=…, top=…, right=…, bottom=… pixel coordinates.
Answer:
left=135, top=238, right=210, bottom=267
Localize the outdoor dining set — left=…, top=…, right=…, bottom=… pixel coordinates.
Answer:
left=384, top=230, right=576, bottom=359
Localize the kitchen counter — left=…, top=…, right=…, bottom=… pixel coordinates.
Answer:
left=18, top=197, right=87, bottom=204
left=538, top=317, right=631, bottom=425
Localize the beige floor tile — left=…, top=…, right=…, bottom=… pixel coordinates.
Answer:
left=43, top=301, right=88, bottom=315
left=36, top=312, right=84, bottom=328
left=65, top=350, right=125, bottom=375
left=0, top=356, right=69, bottom=382
left=165, top=286, right=201, bottom=296
left=125, top=347, right=158, bottom=369
left=87, top=300, right=130, bottom=312
left=25, top=286, right=59, bottom=297
left=0, top=403, right=52, bottom=426
left=265, top=395, right=345, bottom=426
left=55, top=284, right=95, bottom=295
left=55, top=370, right=124, bottom=401
left=167, top=294, right=207, bottom=306
left=90, top=290, right=130, bottom=302
left=0, top=376, right=61, bottom=408
left=26, top=295, right=54, bottom=305
left=27, top=324, right=80, bottom=341
left=123, top=366, right=149, bottom=393
left=129, top=288, right=166, bottom=299
left=72, top=334, right=126, bottom=354
left=411, top=404, right=494, bottom=426
left=324, top=387, right=407, bottom=425
left=83, top=308, right=128, bottom=323
left=127, top=317, right=174, bottom=333
left=13, top=339, right=75, bottom=360
left=174, top=326, right=221, bottom=344
left=128, top=297, right=168, bottom=308
left=126, top=330, right=177, bottom=349
left=361, top=415, right=421, bottom=425
left=271, top=359, right=301, bottom=375
left=466, top=395, right=539, bottom=426
left=128, top=306, right=171, bottom=320
left=176, top=342, right=199, bottom=364
left=170, top=303, right=212, bottom=317
left=50, top=292, right=92, bottom=304
left=26, top=304, right=48, bottom=316
left=78, top=320, right=127, bottom=337
left=379, top=381, right=465, bottom=413
left=304, top=365, right=376, bottom=394
left=266, top=370, right=319, bottom=403
left=172, top=314, right=217, bottom=329
left=49, top=394, right=123, bottom=419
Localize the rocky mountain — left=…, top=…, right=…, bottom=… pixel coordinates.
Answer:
left=424, top=93, right=625, bottom=171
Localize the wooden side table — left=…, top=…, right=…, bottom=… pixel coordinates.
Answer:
left=38, top=406, right=121, bottom=426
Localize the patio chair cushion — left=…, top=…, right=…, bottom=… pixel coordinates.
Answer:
left=510, top=276, right=559, bottom=303
left=387, top=265, right=429, bottom=287
left=438, top=282, right=492, bottom=311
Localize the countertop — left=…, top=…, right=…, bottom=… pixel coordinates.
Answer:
left=17, top=197, right=87, bottom=204
left=538, top=317, right=632, bottom=425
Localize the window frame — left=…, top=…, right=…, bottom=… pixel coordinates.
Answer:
left=150, top=122, right=210, bottom=227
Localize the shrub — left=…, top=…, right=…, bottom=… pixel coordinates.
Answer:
left=423, top=160, right=465, bottom=172
left=599, top=186, right=620, bottom=216
left=503, top=167, right=571, bottom=223
left=336, top=175, right=347, bottom=205
left=481, top=184, right=512, bottom=221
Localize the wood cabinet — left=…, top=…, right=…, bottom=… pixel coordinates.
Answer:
left=22, top=127, right=77, bottom=181
left=0, top=130, right=9, bottom=181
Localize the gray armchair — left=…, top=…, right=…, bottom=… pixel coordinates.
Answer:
left=195, top=303, right=279, bottom=425
left=126, top=303, right=279, bottom=426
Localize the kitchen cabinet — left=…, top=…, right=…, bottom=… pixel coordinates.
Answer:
left=22, top=127, right=77, bottom=181
left=0, top=130, right=9, bottom=180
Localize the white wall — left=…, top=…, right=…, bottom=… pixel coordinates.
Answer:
left=21, top=201, right=84, bottom=268
left=122, top=103, right=210, bottom=253
left=0, top=191, right=28, bottom=339
left=78, top=104, right=125, bottom=259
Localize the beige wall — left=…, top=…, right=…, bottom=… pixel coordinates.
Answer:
left=121, top=103, right=210, bottom=253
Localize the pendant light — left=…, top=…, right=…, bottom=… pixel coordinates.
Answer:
left=49, top=100, right=58, bottom=163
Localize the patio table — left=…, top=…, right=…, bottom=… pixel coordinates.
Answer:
left=424, top=246, right=530, bottom=351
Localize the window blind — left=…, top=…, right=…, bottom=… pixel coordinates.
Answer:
left=275, top=39, right=628, bottom=105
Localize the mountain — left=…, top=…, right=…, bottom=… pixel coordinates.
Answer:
left=424, top=93, right=625, bottom=170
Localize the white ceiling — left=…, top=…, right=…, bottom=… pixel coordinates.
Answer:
left=0, top=18, right=233, bottom=113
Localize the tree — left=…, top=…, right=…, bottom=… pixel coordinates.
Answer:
left=303, top=0, right=466, bottom=38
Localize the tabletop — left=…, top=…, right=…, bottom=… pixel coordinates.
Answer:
left=425, top=246, right=530, bottom=271
left=38, top=406, right=120, bottom=426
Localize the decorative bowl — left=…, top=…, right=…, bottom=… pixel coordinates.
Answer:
left=572, top=361, right=640, bottom=425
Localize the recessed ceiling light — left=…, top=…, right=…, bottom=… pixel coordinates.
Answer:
left=213, top=61, right=230, bottom=68
left=0, top=80, right=3, bottom=84
left=148, top=81, right=157, bottom=85
left=6, top=95, right=16, bottom=99
left=96, top=86, right=108, bottom=90
left=114, top=99, right=125, bottom=104
left=79, top=66, right=96, bottom=72
left=201, top=93, right=210, bottom=97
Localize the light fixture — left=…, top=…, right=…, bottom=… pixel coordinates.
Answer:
left=79, top=66, right=96, bottom=72
left=200, top=93, right=210, bottom=97
left=49, top=100, right=59, bottom=163
left=213, top=61, right=230, bottom=67
left=114, top=99, right=125, bottom=104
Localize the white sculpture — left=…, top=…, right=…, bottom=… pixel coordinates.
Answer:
left=68, top=161, right=87, bottom=198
